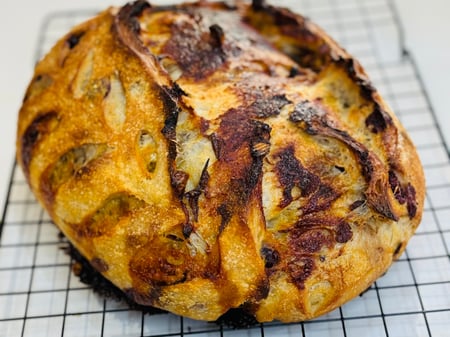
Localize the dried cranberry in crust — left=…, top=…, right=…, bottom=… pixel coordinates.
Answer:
left=388, top=170, right=418, bottom=218
left=296, top=229, right=333, bottom=253
left=335, top=221, right=353, bottom=243
left=389, top=170, right=406, bottom=204
left=405, top=184, right=418, bottom=218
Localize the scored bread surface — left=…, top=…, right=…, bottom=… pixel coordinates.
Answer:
left=16, top=0, right=425, bottom=322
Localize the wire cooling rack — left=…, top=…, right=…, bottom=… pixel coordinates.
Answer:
left=1, top=0, right=450, bottom=336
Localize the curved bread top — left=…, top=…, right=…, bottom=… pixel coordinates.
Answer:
left=17, top=0, right=425, bottom=322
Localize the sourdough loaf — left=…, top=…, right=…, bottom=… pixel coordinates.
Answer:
left=16, top=0, right=425, bottom=322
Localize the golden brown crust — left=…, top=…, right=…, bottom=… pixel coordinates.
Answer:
left=16, top=0, right=425, bottom=322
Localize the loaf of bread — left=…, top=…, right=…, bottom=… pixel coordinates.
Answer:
left=16, top=0, right=425, bottom=322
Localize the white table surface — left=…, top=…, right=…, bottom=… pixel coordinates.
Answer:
left=0, top=0, right=449, bottom=214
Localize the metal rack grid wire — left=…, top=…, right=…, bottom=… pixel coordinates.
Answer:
left=1, top=0, right=450, bottom=336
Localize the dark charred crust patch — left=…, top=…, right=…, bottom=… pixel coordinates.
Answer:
left=253, top=279, right=270, bottom=302
left=356, top=150, right=374, bottom=182
left=289, top=101, right=318, bottom=133
left=251, top=0, right=266, bottom=11
left=274, top=144, right=340, bottom=213
left=275, top=146, right=319, bottom=207
left=21, top=112, right=59, bottom=176
left=66, top=31, right=85, bottom=49
left=128, top=0, right=151, bottom=18
left=217, top=203, right=232, bottom=233
left=289, top=101, right=398, bottom=220
left=289, top=47, right=330, bottom=73
left=226, top=153, right=264, bottom=211
left=119, top=0, right=151, bottom=34
left=162, top=17, right=228, bottom=80
left=182, top=222, right=194, bottom=238
left=288, top=66, right=303, bottom=78
left=184, top=159, right=210, bottom=222
left=260, top=246, right=280, bottom=268
left=215, top=118, right=271, bottom=206
left=209, top=133, right=224, bottom=161
left=349, top=199, right=365, bottom=211
left=303, top=184, right=340, bottom=215
left=185, top=190, right=201, bottom=223
left=249, top=121, right=272, bottom=158
left=365, top=104, right=392, bottom=134
left=251, top=140, right=270, bottom=158
left=160, top=93, right=179, bottom=140
left=209, top=24, right=225, bottom=48
left=286, top=215, right=353, bottom=289
left=216, top=307, right=258, bottom=328
left=290, top=103, right=365, bottom=164
left=246, top=5, right=330, bottom=72
left=389, top=170, right=404, bottom=203
left=114, top=0, right=175, bottom=88
left=288, top=257, right=315, bottom=289
left=217, top=110, right=271, bottom=160
left=166, top=83, right=187, bottom=98
left=161, top=119, right=178, bottom=160
left=248, top=94, right=291, bottom=118
left=196, top=159, right=210, bottom=191
left=336, top=57, right=376, bottom=100
left=388, top=170, right=418, bottom=218
left=159, top=89, right=187, bottom=198
left=261, top=5, right=303, bottom=30
left=171, top=170, right=189, bottom=196
left=393, top=242, right=403, bottom=256
left=200, top=118, right=210, bottom=134
left=259, top=7, right=326, bottom=66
